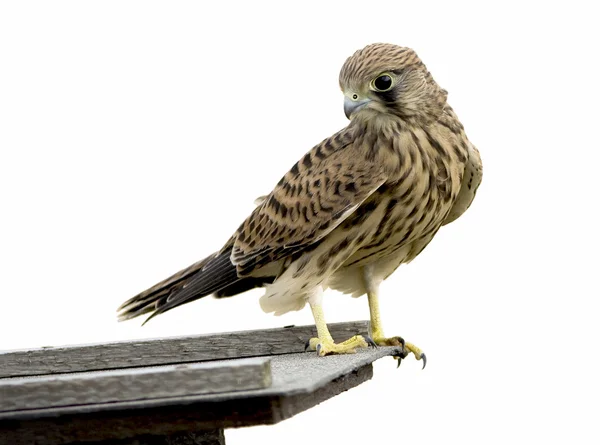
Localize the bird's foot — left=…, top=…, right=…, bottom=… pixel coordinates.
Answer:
left=372, top=335, right=426, bottom=369
left=305, top=335, right=377, bottom=356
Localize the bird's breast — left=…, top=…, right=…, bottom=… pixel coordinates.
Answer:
left=342, top=126, right=466, bottom=268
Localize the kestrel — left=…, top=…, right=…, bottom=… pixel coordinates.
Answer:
left=118, top=43, right=483, bottom=367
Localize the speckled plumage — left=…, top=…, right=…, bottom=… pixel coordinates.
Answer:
left=118, top=44, right=482, bottom=347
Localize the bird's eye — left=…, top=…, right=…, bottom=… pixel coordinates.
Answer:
left=371, top=74, right=393, bottom=92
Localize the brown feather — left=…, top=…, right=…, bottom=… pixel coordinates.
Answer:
left=118, top=43, right=482, bottom=322
left=231, top=126, right=387, bottom=274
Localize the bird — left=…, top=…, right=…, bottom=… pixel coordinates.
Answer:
left=117, top=43, right=483, bottom=367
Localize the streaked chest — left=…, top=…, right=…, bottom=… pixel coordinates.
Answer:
left=344, top=121, right=468, bottom=264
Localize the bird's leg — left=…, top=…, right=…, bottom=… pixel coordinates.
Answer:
left=365, top=268, right=426, bottom=368
left=306, top=302, right=374, bottom=356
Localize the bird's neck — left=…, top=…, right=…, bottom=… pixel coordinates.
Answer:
left=348, top=111, right=461, bottom=181
left=350, top=112, right=405, bottom=140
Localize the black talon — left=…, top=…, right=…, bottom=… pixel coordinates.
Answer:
left=393, top=348, right=409, bottom=369
left=364, top=336, right=378, bottom=348
left=398, top=337, right=406, bottom=351
left=420, top=353, right=427, bottom=370
left=316, top=343, right=322, bottom=355
left=304, top=339, right=311, bottom=351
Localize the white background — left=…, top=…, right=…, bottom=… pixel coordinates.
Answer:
left=1, top=1, right=599, bottom=444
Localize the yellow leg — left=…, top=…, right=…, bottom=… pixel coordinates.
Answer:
left=307, top=303, right=371, bottom=356
left=368, top=285, right=385, bottom=340
left=365, top=270, right=426, bottom=368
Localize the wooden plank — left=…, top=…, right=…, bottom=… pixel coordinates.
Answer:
left=0, top=355, right=378, bottom=445
left=0, top=346, right=400, bottom=420
left=0, top=321, right=368, bottom=378
left=0, top=357, right=271, bottom=412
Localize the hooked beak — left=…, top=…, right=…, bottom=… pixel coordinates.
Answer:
left=344, top=96, right=371, bottom=119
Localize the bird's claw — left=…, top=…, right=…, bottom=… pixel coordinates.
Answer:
left=393, top=345, right=426, bottom=370
left=304, top=334, right=373, bottom=356
left=364, top=335, right=378, bottom=348
left=396, top=336, right=406, bottom=350
left=373, top=335, right=405, bottom=349
left=394, top=348, right=409, bottom=368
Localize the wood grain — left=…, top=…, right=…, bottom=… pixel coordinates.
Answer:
left=0, top=321, right=368, bottom=378
left=0, top=361, right=374, bottom=445
left=0, top=358, right=271, bottom=412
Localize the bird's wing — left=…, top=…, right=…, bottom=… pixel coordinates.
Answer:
left=231, top=129, right=387, bottom=274
left=443, top=143, right=483, bottom=225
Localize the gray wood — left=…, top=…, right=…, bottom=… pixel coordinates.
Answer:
left=0, top=357, right=271, bottom=412
left=0, top=321, right=369, bottom=378
left=0, top=347, right=402, bottom=445
left=0, top=323, right=402, bottom=445
left=0, top=352, right=384, bottom=445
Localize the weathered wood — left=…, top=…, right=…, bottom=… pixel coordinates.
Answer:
left=0, top=358, right=271, bottom=412
left=0, top=321, right=369, bottom=378
left=0, top=347, right=401, bottom=445
left=0, top=365, right=372, bottom=445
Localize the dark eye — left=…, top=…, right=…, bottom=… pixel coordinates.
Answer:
left=372, top=74, right=393, bottom=92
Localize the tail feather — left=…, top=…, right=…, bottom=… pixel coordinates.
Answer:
left=117, top=248, right=239, bottom=324
left=214, top=276, right=274, bottom=298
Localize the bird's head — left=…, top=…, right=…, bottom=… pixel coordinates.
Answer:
left=339, top=43, right=448, bottom=124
